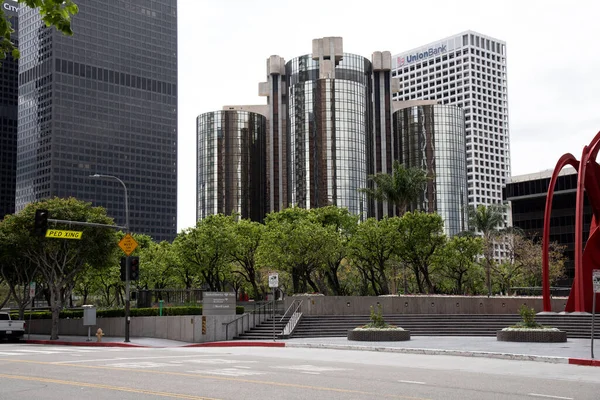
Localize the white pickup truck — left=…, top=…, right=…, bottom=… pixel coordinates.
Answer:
left=0, top=312, right=26, bottom=340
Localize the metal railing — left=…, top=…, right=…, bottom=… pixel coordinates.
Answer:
left=281, top=299, right=303, bottom=337
left=223, top=301, right=272, bottom=341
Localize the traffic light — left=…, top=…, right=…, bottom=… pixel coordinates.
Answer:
left=129, top=256, right=140, bottom=281
left=120, top=257, right=127, bottom=281
left=34, top=209, right=49, bottom=237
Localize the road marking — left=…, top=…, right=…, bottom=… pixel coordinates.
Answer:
left=271, top=364, right=350, bottom=372
left=399, top=380, right=426, bottom=385
left=53, top=354, right=205, bottom=364
left=4, top=359, right=430, bottom=400
left=528, top=395, right=573, bottom=400
left=234, top=366, right=251, bottom=369
left=187, top=359, right=258, bottom=365
left=0, top=373, right=221, bottom=399
left=191, top=368, right=265, bottom=377
left=302, top=372, right=320, bottom=375
left=108, top=361, right=175, bottom=369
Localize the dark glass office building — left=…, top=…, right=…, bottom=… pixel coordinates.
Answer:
left=0, top=1, right=18, bottom=220
left=503, top=168, right=591, bottom=283
left=286, top=51, right=371, bottom=215
left=197, top=109, right=267, bottom=221
left=17, top=0, right=178, bottom=241
left=393, top=102, right=468, bottom=235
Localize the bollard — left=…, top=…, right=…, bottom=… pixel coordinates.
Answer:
left=96, top=328, right=104, bottom=342
left=159, top=300, right=164, bottom=316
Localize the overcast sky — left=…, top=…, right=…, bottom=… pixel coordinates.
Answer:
left=176, top=0, right=600, bottom=232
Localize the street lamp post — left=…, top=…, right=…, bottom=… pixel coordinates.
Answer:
left=89, top=173, right=131, bottom=343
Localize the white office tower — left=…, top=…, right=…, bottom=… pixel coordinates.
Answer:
left=392, top=31, right=510, bottom=228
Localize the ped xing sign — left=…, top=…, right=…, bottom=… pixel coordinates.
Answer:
left=45, top=229, right=83, bottom=240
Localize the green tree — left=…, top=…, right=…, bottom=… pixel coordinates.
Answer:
left=137, top=240, right=178, bottom=296
left=257, top=207, right=334, bottom=294
left=468, top=204, right=507, bottom=296
left=228, top=219, right=264, bottom=300
left=360, top=160, right=429, bottom=215
left=0, top=225, right=41, bottom=317
left=347, top=217, right=400, bottom=295
left=434, top=235, right=483, bottom=294
left=1, top=0, right=78, bottom=60
left=395, top=211, right=446, bottom=294
left=174, top=214, right=235, bottom=292
left=312, top=206, right=359, bottom=295
left=0, top=197, right=116, bottom=339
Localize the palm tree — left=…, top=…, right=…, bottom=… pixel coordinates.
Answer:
left=360, top=161, right=429, bottom=216
left=468, top=204, right=507, bottom=297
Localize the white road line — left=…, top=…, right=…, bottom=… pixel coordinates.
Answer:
left=528, top=394, right=573, bottom=400
left=0, top=352, right=20, bottom=356
left=398, top=380, right=426, bottom=385
left=301, top=372, right=320, bottom=375
left=234, top=366, right=251, bottom=369
left=52, top=354, right=205, bottom=364
left=190, top=368, right=265, bottom=377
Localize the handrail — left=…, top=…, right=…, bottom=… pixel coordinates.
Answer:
left=281, top=299, right=303, bottom=337
left=222, top=301, right=272, bottom=341
left=280, top=299, right=302, bottom=322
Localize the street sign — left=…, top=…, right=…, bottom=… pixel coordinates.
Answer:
left=268, top=273, right=279, bottom=288
left=593, top=269, right=600, bottom=293
left=29, top=282, right=36, bottom=299
left=45, top=229, right=83, bottom=239
left=118, top=233, right=138, bottom=256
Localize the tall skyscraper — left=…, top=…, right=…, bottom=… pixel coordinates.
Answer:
left=0, top=0, right=18, bottom=220
left=392, top=31, right=509, bottom=221
left=197, top=37, right=469, bottom=236
left=17, top=0, right=178, bottom=241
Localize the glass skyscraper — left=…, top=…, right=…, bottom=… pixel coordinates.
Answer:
left=393, top=102, right=468, bottom=235
left=0, top=1, right=18, bottom=220
left=17, top=0, right=178, bottom=241
left=392, top=31, right=509, bottom=219
left=197, top=109, right=267, bottom=222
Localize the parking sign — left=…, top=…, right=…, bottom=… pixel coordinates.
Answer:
left=268, top=273, right=279, bottom=288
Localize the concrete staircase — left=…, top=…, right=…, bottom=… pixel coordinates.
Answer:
left=290, top=314, right=600, bottom=339
left=234, top=315, right=290, bottom=340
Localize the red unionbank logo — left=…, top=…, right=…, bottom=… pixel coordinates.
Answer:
left=397, top=56, right=406, bottom=66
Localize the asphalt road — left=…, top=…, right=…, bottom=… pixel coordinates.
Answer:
left=0, top=343, right=598, bottom=400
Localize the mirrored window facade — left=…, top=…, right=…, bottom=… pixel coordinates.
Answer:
left=197, top=111, right=267, bottom=221
left=16, top=0, right=178, bottom=241
left=393, top=104, right=468, bottom=235
left=286, top=53, right=371, bottom=215
left=0, top=5, right=18, bottom=219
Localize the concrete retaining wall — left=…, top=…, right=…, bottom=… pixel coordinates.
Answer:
left=27, top=314, right=241, bottom=343
left=284, top=296, right=568, bottom=316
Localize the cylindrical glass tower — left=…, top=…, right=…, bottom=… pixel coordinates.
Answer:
left=393, top=103, right=468, bottom=236
left=197, top=110, right=267, bottom=222
left=286, top=53, right=371, bottom=215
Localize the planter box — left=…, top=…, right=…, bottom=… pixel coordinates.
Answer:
left=496, top=330, right=567, bottom=343
left=347, top=329, right=411, bottom=341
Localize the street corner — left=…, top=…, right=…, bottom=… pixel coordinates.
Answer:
left=23, top=339, right=147, bottom=348
left=568, top=358, right=600, bottom=367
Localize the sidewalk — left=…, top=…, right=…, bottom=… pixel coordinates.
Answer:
left=21, top=334, right=600, bottom=367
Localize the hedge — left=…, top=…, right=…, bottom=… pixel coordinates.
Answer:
left=11, top=305, right=244, bottom=319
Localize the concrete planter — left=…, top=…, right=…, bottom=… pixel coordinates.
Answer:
left=496, top=329, right=567, bottom=343
left=347, top=329, right=411, bottom=341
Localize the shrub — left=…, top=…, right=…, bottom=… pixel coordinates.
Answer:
left=366, top=304, right=387, bottom=329
left=15, top=305, right=244, bottom=319
left=518, top=305, right=541, bottom=328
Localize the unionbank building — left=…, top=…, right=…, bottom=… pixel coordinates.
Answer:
left=197, top=37, right=468, bottom=235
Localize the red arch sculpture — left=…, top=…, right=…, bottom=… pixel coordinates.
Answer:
left=542, top=131, right=600, bottom=312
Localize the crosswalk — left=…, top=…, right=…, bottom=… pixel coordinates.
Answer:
left=0, top=346, right=127, bottom=356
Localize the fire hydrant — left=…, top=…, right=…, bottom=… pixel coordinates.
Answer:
left=95, top=328, right=104, bottom=342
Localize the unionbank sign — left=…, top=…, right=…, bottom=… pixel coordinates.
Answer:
left=397, top=44, right=447, bottom=67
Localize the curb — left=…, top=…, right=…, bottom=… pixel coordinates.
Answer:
left=569, top=358, right=600, bottom=367
left=285, top=343, right=570, bottom=364
left=24, top=339, right=146, bottom=348
left=184, top=341, right=286, bottom=348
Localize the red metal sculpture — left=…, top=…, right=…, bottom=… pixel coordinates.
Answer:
left=542, top=131, right=600, bottom=312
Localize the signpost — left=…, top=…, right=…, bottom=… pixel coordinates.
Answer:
left=118, top=233, right=138, bottom=343
left=592, top=270, right=600, bottom=359
left=202, top=292, right=236, bottom=316
left=118, top=233, right=138, bottom=256
left=269, top=273, right=279, bottom=341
